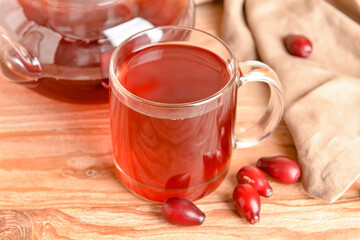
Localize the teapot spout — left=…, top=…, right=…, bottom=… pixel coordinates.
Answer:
left=0, top=26, right=42, bottom=83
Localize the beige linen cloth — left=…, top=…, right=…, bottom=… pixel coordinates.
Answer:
left=222, top=0, right=360, bottom=202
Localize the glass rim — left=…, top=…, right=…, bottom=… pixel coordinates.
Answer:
left=109, top=25, right=237, bottom=108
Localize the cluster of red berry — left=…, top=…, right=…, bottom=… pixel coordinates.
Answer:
left=233, top=156, right=301, bottom=224
left=161, top=156, right=301, bottom=226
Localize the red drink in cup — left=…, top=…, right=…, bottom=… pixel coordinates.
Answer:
left=110, top=44, right=235, bottom=202
left=109, top=27, right=284, bottom=202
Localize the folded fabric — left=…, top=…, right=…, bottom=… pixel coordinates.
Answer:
left=223, top=0, right=360, bottom=202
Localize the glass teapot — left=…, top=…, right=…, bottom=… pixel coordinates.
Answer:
left=0, top=0, right=195, bottom=102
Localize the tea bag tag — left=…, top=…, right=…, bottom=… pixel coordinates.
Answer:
left=103, top=17, right=162, bottom=47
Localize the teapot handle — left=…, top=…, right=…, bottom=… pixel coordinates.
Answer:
left=0, top=27, right=42, bottom=83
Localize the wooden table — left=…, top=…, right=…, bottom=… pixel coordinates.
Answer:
left=1, top=2, right=359, bottom=239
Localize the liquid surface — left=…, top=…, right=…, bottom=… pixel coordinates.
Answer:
left=110, top=44, right=236, bottom=202
left=117, top=44, right=230, bottom=103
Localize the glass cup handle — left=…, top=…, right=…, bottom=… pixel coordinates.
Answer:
left=234, top=60, right=284, bottom=148
left=0, top=27, right=42, bottom=83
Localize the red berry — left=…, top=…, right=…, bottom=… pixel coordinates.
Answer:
left=236, top=166, right=273, bottom=198
left=284, top=34, right=312, bottom=58
left=162, top=197, right=205, bottom=226
left=256, top=156, right=301, bottom=184
left=203, top=150, right=226, bottom=180
left=165, top=173, right=190, bottom=189
left=233, top=184, right=260, bottom=224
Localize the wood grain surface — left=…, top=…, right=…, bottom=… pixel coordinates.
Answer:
left=0, top=2, right=359, bottom=240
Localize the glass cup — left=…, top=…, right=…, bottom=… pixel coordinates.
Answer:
left=109, top=26, right=284, bottom=202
